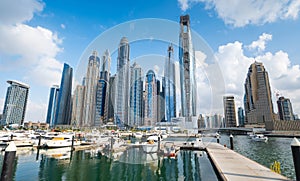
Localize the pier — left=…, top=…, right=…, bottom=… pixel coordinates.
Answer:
left=176, top=141, right=289, bottom=181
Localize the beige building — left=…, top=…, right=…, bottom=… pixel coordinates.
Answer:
left=244, top=62, right=274, bottom=127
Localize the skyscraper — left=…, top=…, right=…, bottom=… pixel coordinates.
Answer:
left=223, top=96, right=237, bottom=127
left=71, top=85, right=85, bottom=127
left=46, top=85, right=59, bottom=127
left=129, top=62, right=143, bottom=127
left=95, top=50, right=111, bottom=126
left=179, top=15, right=197, bottom=119
left=277, top=96, right=294, bottom=121
left=244, top=62, right=274, bottom=126
left=1, top=80, right=29, bottom=126
left=82, top=51, right=100, bottom=127
left=115, top=37, right=130, bottom=127
left=238, top=107, right=245, bottom=127
left=54, top=63, right=73, bottom=125
left=107, top=74, right=116, bottom=122
left=144, top=70, right=157, bottom=126
left=164, top=44, right=176, bottom=122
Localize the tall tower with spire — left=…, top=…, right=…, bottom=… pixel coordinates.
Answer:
left=164, top=44, right=176, bottom=122
left=115, top=37, right=130, bottom=127
left=82, top=51, right=100, bottom=127
left=179, top=15, right=197, bottom=119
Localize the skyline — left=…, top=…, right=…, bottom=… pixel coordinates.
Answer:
left=1, top=0, right=300, bottom=122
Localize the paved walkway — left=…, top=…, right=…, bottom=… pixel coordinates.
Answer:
left=206, top=143, right=290, bottom=181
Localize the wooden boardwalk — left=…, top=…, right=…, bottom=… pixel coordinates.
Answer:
left=204, top=143, right=289, bottom=181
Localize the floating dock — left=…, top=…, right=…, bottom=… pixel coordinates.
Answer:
left=176, top=141, right=289, bottom=181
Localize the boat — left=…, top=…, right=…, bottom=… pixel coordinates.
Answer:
left=252, top=134, right=268, bottom=142
left=43, top=134, right=80, bottom=148
left=133, top=132, right=143, bottom=139
left=163, top=142, right=179, bottom=158
left=142, top=135, right=160, bottom=153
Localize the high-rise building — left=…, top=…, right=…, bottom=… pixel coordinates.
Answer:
left=144, top=70, right=157, bottom=126
left=244, top=62, right=274, bottom=126
left=46, top=85, right=59, bottom=127
left=71, top=85, right=85, bottom=127
left=223, top=96, right=237, bottom=127
left=238, top=107, right=245, bottom=127
left=156, top=79, right=165, bottom=122
left=107, top=74, right=116, bottom=122
left=115, top=37, right=130, bottom=127
left=164, top=44, right=176, bottom=122
left=54, top=63, right=73, bottom=125
left=277, top=96, right=294, bottom=121
left=129, top=62, right=143, bottom=127
left=179, top=15, right=197, bottom=119
left=1, top=80, right=29, bottom=126
left=95, top=50, right=111, bottom=126
left=82, top=51, right=100, bottom=127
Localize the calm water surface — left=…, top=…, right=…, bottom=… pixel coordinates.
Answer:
left=0, top=135, right=296, bottom=180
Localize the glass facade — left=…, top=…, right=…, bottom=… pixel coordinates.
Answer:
left=1, top=80, right=29, bottom=126
left=54, top=63, right=73, bottom=125
left=115, top=37, right=130, bottom=127
left=46, top=85, right=59, bottom=127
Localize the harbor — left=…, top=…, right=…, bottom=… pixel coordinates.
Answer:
left=0, top=130, right=296, bottom=180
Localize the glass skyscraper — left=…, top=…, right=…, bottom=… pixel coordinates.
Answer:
left=164, top=44, right=176, bottom=122
left=179, top=15, right=197, bottom=118
left=223, top=96, right=237, bottom=127
left=95, top=50, right=111, bottom=126
left=277, top=96, right=294, bottom=121
left=71, top=85, right=85, bottom=127
left=82, top=51, right=100, bottom=127
left=144, top=70, right=157, bottom=126
left=129, top=62, right=143, bottom=127
left=1, top=80, right=29, bottom=126
left=238, top=107, right=245, bottom=127
left=54, top=63, right=73, bottom=125
left=46, top=85, right=59, bottom=127
left=115, top=37, right=130, bottom=127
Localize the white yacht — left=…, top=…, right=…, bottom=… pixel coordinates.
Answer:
left=142, top=135, right=160, bottom=153
left=252, top=134, right=268, bottom=142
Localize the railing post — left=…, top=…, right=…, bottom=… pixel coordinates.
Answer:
left=291, top=137, right=300, bottom=181
left=1, top=141, right=17, bottom=181
left=230, top=134, right=234, bottom=150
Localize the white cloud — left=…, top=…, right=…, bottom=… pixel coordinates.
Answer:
left=0, top=0, right=64, bottom=122
left=0, top=0, right=44, bottom=25
left=25, top=100, right=47, bottom=122
left=0, top=98, right=4, bottom=113
left=247, top=33, right=272, bottom=52
left=178, top=0, right=300, bottom=27
left=60, top=24, right=66, bottom=29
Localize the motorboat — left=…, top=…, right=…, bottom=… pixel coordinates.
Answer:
left=142, top=135, right=160, bottom=153
left=252, top=134, right=268, bottom=142
left=133, top=132, right=143, bottom=139
left=43, top=134, right=80, bottom=148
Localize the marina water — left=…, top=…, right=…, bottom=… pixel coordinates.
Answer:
left=0, top=135, right=296, bottom=180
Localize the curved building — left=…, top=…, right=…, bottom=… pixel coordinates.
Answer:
left=1, top=80, right=29, bottom=126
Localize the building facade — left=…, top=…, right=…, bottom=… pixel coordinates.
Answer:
left=1, top=80, right=29, bottom=126
left=129, top=62, right=143, bottom=127
left=164, top=44, right=177, bottom=122
left=82, top=51, right=100, bottom=127
left=277, top=96, right=294, bottom=121
left=244, top=62, right=274, bottom=126
left=71, top=85, right=85, bottom=127
left=107, top=74, right=116, bottom=122
left=115, top=37, right=130, bottom=127
left=144, top=70, right=157, bottom=126
left=54, top=63, right=73, bottom=125
left=238, top=107, right=245, bottom=127
left=95, top=50, right=111, bottom=126
left=223, top=96, right=237, bottom=127
left=46, top=85, right=59, bottom=127
left=179, top=15, right=197, bottom=119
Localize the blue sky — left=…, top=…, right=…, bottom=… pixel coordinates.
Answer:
left=1, top=0, right=300, bottom=122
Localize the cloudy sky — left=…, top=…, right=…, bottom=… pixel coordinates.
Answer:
left=0, top=0, right=300, bottom=122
